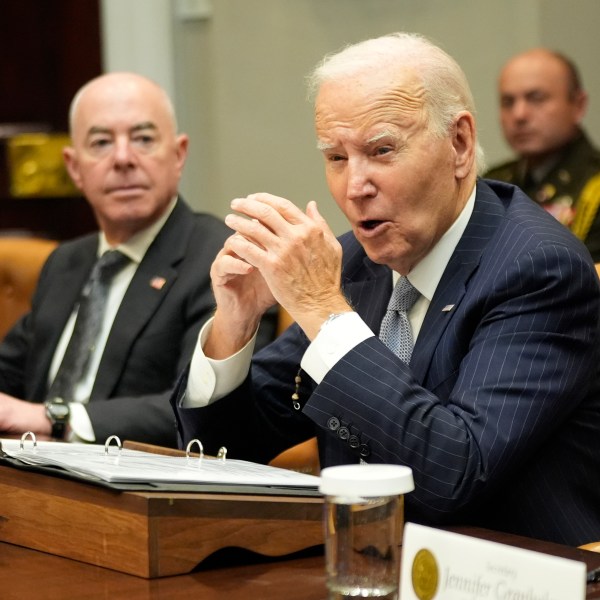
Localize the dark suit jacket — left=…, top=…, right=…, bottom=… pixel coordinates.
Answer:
left=0, top=198, right=237, bottom=447
left=173, top=181, right=600, bottom=545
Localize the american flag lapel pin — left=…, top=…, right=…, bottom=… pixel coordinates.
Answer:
left=150, top=276, right=167, bottom=290
left=442, top=304, right=455, bottom=312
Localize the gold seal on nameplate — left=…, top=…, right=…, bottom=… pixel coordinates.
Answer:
left=411, top=548, right=439, bottom=600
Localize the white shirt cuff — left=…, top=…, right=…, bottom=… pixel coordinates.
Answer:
left=301, top=312, right=374, bottom=384
left=68, top=402, right=95, bottom=442
left=184, top=317, right=256, bottom=408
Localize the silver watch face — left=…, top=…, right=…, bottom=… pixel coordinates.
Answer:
left=48, top=402, right=69, bottom=420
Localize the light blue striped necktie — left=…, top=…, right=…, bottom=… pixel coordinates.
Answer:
left=379, top=276, right=420, bottom=363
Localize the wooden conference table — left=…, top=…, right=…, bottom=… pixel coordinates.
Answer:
left=1, top=441, right=600, bottom=598
left=0, top=542, right=325, bottom=600
left=3, top=528, right=600, bottom=599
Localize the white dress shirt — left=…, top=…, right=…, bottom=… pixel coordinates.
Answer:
left=184, top=187, right=475, bottom=408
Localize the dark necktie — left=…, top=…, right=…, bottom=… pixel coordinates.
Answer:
left=47, top=250, right=130, bottom=400
left=379, top=276, right=420, bottom=363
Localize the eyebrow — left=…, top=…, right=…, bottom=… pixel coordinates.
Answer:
left=366, top=130, right=398, bottom=144
left=131, top=122, right=158, bottom=133
left=87, top=122, right=158, bottom=137
left=316, top=130, right=399, bottom=152
left=317, top=140, right=334, bottom=152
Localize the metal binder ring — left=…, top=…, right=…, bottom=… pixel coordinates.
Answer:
left=186, top=438, right=204, bottom=460
left=104, top=435, right=122, bottom=456
left=217, top=446, right=227, bottom=461
left=19, top=431, right=37, bottom=451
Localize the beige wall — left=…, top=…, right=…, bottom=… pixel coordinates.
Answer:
left=102, top=0, right=600, bottom=235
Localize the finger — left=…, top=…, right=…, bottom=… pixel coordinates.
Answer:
left=231, top=194, right=307, bottom=229
left=226, top=232, right=267, bottom=269
left=211, top=248, right=255, bottom=282
left=306, top=200, right=338, bottom=244
left=224, top=213, right=274, bottom=251
left=250, top=193, right=307, bottom=225
left=306, top=200, right=325, bottom=223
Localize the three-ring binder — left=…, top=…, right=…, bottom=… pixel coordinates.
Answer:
left=0, top=434, right=318, bottom=493
left=184, top=438, right=227, bottom=462
left=104, top=435, right=122, bottom=456
left=186, top=438, right=203, bottom=460
left=20, top=431, right=37, bottom=451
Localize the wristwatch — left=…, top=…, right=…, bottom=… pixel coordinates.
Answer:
left=44, top=397, right=70, bottom=439
left=320, top=312, right=349, bottom=331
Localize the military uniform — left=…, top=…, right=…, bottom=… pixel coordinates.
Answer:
left=485, top=131, right=600, bottom=261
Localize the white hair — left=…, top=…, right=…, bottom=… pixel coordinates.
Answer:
left=307, top=32, right=486, bottom=174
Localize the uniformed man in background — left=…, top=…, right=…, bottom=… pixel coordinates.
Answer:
left=485, top=48, right=600, bottom=261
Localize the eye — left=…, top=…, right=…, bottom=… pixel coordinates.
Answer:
left=88, top=137, right=112, bottom=153
left=374, top=146, right=393, bottom=156
left=325, top=152, right=346, bottom=163
left=132, top=134, right=156, bottom=148
left=527, top=91, right=548, bottom=105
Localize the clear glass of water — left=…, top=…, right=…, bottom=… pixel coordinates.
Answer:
left=320, top=464, right=414, bottom=599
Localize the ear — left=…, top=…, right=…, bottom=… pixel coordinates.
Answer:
left=174, top=134, right=189, bottom=177
left=62, top=146, right=84, bottom=191
left=573, top=89, right=588, bottom=125
left=452, top=112, right=476, bottom=180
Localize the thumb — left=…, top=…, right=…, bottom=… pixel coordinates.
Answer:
left=306, top=200, right=326, bottom=223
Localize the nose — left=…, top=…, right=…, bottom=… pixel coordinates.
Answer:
left=112, top=137, right=136, bottom=168
left=346, top=159, right=377, bottom=201
left=508, top=98, right=530, bottom=122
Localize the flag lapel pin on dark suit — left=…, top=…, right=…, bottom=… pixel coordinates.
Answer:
left=150, top=277, right=167, bottom=290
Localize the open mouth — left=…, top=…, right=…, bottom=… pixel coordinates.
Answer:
left=361, top=220, right=384, bottom=230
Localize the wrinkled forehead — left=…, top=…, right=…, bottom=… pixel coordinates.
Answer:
left=314, top=66, right=427, bottom=134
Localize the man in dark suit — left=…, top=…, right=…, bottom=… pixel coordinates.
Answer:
left=0, top=72, right=274, bottom=447
left=172, top=34, right=600, bottom=545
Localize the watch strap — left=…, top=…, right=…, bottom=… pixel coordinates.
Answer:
left=45, top=398, right=70, bottom=439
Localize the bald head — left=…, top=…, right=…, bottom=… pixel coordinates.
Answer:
left=69, top=72, right=178, bottom=139
left=498, top=48, right=587, bottom=164
left=501, top=49, right=582, bottom=99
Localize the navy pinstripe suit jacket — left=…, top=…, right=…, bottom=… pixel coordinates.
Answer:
left=173, top=180, right=600, bottom=545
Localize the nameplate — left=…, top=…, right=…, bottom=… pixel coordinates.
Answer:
left=400, top=523, right=586, bottom=600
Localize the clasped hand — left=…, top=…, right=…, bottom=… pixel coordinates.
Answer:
left=208, top=193, right=350, bottom=355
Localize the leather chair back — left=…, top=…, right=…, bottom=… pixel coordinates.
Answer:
left=0, top=237, right=58, bottom=340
